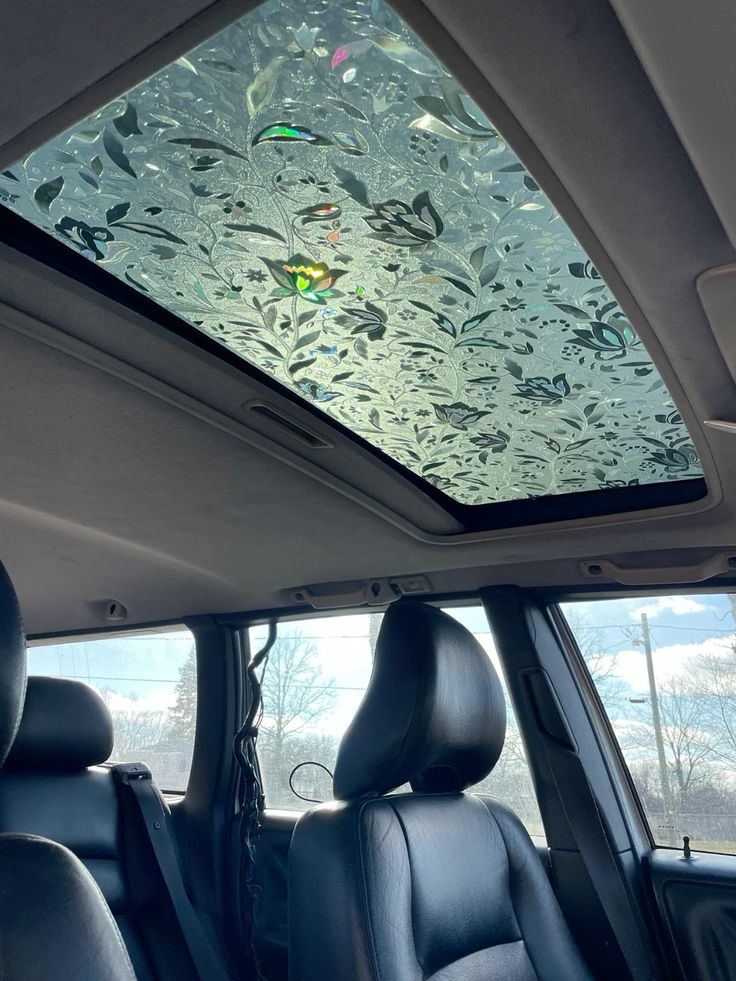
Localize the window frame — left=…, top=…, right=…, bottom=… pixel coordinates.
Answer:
left=547, top=582, right=736, bottom=857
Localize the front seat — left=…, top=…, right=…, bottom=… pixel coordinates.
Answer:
left=289, top=602, right=593, bottom=981
left=0, top=563, right=137, bottom=981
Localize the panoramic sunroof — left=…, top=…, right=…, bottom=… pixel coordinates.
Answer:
left=0, top=0, right=703, bottom=507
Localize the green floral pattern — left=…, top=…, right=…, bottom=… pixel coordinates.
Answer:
left=0, top=0, right=702, bottom=504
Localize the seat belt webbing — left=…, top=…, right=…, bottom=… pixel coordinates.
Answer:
left=541, top=739, right=659, bottom=981
left=113, top=762, right=232, bottom=981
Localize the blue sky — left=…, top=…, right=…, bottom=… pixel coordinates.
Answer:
left=28, top=595, right=736, bottom=739
left=562, top=593, right=736, bottom=697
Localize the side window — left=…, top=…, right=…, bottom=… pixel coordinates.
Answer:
left=27, top=627, right=196, bottom=791
left=250, top=606, right=543, bottom=835
left=561, top=594, right=736, bottom=855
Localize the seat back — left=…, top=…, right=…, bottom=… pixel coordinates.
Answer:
left=0, top=674, right=197, bottom=981
left=288, top=603, right=593, bottom=981
left=0, top=562, right=136, bottom=981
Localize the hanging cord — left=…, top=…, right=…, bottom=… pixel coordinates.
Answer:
left=233, top=621, right=277, bottom=980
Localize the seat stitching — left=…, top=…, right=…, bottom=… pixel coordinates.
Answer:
left=357, top=799, right=386, bottom=981
left=388, top=797, right=525, bottom=978
left=388, top=799, right=425, bottom=979
left=480, top=798, right=540, bottom=977
left=424, top=938, right=527, bottom=981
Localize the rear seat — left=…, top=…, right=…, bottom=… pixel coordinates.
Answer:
left=0, top=675, right=201, bottom=981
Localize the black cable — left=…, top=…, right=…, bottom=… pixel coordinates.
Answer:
left=233, top=621, right=277, bottom=981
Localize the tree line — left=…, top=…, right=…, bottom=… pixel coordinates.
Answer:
left=572, top=605, right=736, bottom=850
left=255, top=624, right=541, bottom=828
left=101, top=647, right=197, bottom=791
left=104, top=608, right=736, bottom=852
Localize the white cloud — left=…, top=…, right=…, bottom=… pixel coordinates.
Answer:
left=614, top=633, right=736, bottom=692
left=629, top=596, right=707, bottom=621
left=611, top=717, right=649, bottom=739
left=104, top=690, right=175, bottom=714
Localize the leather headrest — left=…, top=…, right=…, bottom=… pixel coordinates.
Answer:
left=5, top=676, right=114, bottom=771
left=333, top=603, right=506, bottom=799
left=0, top=562, right=26, bottom=768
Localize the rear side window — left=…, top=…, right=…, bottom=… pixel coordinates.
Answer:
left=562, top=594, right=736, bottom=854
left=27, top=627, right=196, bottom=791
left=250, top=606, right=543, bottom=835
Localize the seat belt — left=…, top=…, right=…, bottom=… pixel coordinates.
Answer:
left=540, top=737, right=660, bottom=981
left=113, top=762, right=232, bottom=981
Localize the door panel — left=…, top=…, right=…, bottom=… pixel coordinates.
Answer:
left=648, top=849, right=736, bottom=981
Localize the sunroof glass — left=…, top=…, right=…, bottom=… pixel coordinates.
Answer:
left=0, top=0, right=703, bottom=506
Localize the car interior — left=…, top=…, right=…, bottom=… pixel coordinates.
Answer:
left=1, top=0, right=736, bottom=978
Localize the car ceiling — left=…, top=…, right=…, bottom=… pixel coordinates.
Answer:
left=2, top=0, right=736, bottom=634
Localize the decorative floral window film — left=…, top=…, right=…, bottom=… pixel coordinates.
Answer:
left=0, top=0, right=702, bottom=506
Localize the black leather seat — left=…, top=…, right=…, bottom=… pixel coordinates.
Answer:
left=0, top=674, right=202, bottom=980
left=0, top=563, right=136, bottom=981
left=289, top=602, right=593, bottom=981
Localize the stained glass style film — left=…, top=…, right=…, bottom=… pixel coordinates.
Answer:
left=0, top=0, right=702, bottom=506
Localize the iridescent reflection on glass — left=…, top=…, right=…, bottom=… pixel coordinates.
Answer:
left=0, top=0, right=702, bottom=504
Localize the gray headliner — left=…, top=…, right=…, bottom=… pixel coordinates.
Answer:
left=2, top=0, right=736, bottom=633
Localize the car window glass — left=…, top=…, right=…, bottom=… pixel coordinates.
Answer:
left=27, top=627, right=196, bottom=791
left=561, top=594, right=736, bottom=854
left=250, top=606, right=543, bottom=834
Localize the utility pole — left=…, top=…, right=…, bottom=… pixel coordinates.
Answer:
left=641, top=613, right=674, bottom=842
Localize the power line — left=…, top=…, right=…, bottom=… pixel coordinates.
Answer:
left=31, top=673, right=180, bottom=684
left=31, top=672, right=369, bottom=693
left=275, top=683, right=366, bottom=692
left=579, top=623, right=736, bottom=634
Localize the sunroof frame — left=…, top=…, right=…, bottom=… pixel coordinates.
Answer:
left=0, top=0, right=710, bottom=531
left=0, top=206, right=706, bottom=533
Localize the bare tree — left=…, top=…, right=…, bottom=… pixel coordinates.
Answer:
left=100, top=689, right=167, bottom=758
left=625, top=675, right=714, bottom=799
left=258, top=631, right=337, bottom=804
left=281, top=732, right=339, bottom=810
left=565, top=607, right=626, bottom=703
left=689, top=649, right=736, bottom=767
left=471, top=725, right=542, bottom=832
